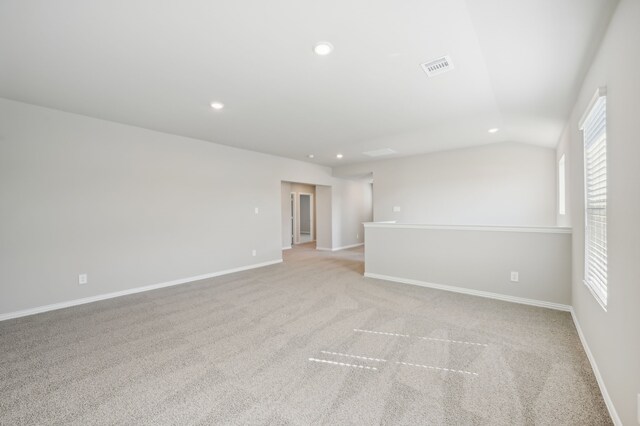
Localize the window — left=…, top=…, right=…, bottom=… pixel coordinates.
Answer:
left=580, top=88, right=607, bottom=308
left=558, top=154, right=566, bottom=215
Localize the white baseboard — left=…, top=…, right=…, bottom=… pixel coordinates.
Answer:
left=333, top=243, right=364, bottom=251
left=363, top=272, right=572, bottom=312
left=282, top=246, right=292, bottom=250
left=0, top=259, right=283, bottom=322
left=317, top=243, right=364, bottom=252
left=570, top=309, right=621, bottom=425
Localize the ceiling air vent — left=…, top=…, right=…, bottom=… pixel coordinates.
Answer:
left=421, top=55, right=454, bottom=77
left=363, top=148, right=396, bottom=157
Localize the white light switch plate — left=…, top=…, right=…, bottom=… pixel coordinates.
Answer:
left=510, top=271, right=519, bottom=282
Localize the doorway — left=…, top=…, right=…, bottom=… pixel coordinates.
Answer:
left=281, top=182, right=317, bottom=248
left=298, top=193, right=314, bottom=243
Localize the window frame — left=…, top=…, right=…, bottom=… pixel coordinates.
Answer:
left=579, top=87, right=608, bottom=310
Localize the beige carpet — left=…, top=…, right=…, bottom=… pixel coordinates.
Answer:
left=0, top=244, right=611, bottom=425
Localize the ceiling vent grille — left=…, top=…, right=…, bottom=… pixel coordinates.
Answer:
left=421, top=55, right=454, bottom=77
left=363, top=148, right=396, bottom=157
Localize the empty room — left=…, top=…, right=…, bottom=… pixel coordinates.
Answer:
left=1, top=0, right=638, bottom=424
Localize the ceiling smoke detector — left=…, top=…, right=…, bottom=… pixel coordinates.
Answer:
left=363, top=148, right=397, bottom=157
left=420, top=55, right=454, bottom=77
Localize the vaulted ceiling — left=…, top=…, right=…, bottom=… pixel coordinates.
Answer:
left=0, top=0, right=618, bottom=165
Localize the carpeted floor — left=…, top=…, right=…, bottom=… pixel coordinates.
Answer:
left=0, top=244, right=611, bottom=425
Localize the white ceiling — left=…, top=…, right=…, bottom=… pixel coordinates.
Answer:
left=0, top=0, right=618, bottom=166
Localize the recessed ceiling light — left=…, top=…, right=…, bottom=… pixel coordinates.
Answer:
left=314, top=42, right=334, bottom=56
left=210, top=102, right=224, bottom=110
left=336, top=154, right=343, bottom=159
left=307, top=154, right=315, bottom=159
left=488, top=128, right=499, bottom=133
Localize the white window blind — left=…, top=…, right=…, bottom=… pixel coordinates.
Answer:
left=581, top=90, right=607, bottom=307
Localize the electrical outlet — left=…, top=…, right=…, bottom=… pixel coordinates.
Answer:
left=254, top=207, right=259, bottom=215
left=393, top=206, right=401, bottom=212
left=510, top=271, right=519, bottom=282
left=78, top=274, right=88, bottom=285
left=252, top=249, right=257, bottom=257
left=356, top=233, right=359, bottom=239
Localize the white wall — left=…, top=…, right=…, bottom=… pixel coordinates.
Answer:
left=558, top=1, right=640, bottom=423
left=315, top=186, right=333, bottom=250
left=330, top=179, right=373, bottom=249
left=365, top=224, right=572, bottom=308
left=556, top=126, right=572, bottom=228
left=280, top=182, right=293, bottom=248
left=0, top=98, right=364, bottom=316
left=334, top=143, right=557, bottom=227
